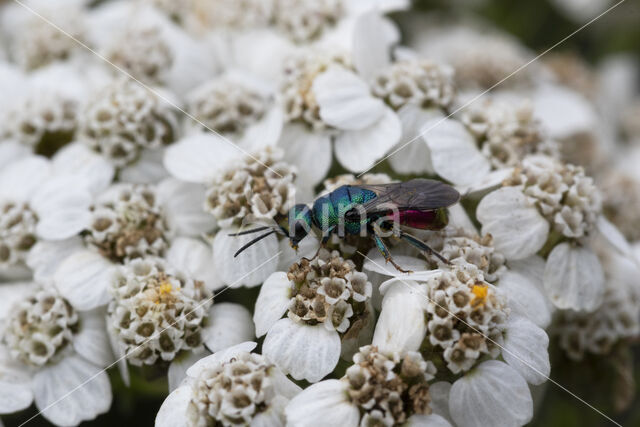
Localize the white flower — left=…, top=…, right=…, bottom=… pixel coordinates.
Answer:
left=184, top=72, right=283, bottom=151
left=285, top=345, right=448, bottom=427
left=1, top=0, right=88, bottom=70
left=477, top=154, right=607, bottom=311
left=0, top=283, right=113, bottom=426
left=279, top=32, right=401, bottom=180
left=77, top=78, right=179, bottom=180
left=424, top=97, right=557, bottom=193
left=156, top=342, right=300, bottom=427
left=106, top=257, right=254, bottom=386
left=165, top=136, right=295, bottom=287
left=412, top=26, right=537, bottom=92
left=51, top=181, right=215, bottom=310
left=0, top=153, right=106, bottom=279
left=255, top=250, right=374, bottom=382
left=87, top=1, right=217, bottom=95
left=369, top=258, right=550, bottom=427
left=555, top=248, right=640, bottom=360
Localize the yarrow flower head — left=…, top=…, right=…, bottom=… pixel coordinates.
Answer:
left=0, top=282, right=113, bottom=426
left=285, top=345, right=450, bottom=427
left=107, top=257, right=212, bottom=366
left=85, top=184, right=170, bottom=263
left=371, top=59, right=456, bottom=111
left=282, top=50, right=351, bottom=130
left=4, top=91, right=78, bottom=153
left=462, top=99, right=559, bottom=170
left=186, top=77, right=269, bottom=137
left=4, top=286, right=79, bottom=367
left=272, top=0, right=343, bottom=43
left=504, top=154, right=601, bottom=239
left=4, top=4, right=87, bottom=70
left=205, top=146, right=296, bottom=228
left=477, top=154, right=607, bottom=311
left=369, top=258, right=550, bottom=427
left=256, top=249, right=374, bottom=382
left=156, top=342, right=300, bottom=427
left=79, top=78, right=178, bottom=168
left=106, top=26, right=174, bottom=86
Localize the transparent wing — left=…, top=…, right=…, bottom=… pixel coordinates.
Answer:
left=357, top=179, right=460, bottom=214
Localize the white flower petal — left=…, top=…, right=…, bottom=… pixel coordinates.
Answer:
left=341, top=302, right=375, bottom=361
left=270, top=369, right=302, bottom=400
left=155, top=385, right=191, bottom=427
left=54, top=250, right=114, bottom=310
left=241, top=106, right=284, bottom=152
left=285, top=379, right=359, bottom=427
left=73, top=312, right=114, bottom=368
left=158, top=179, right=216, bottom=236
left=31, top=178, right=92, bottom=240
left=373, top=281, right=427, bottom=354
left=477, top=187, right=549, bottom=260
left=164, top=134, right=241, bottom=183
left=313, top=66, right=385, bottom=131
left=0, top=282, right=34, bottom=322
left=429, top=381, right=452, bottom=423
left=167, top=237, right=221, bottom=291
left=167, top=349, right=207, bottom=392
left=186, top=342, right=257, bottom=378
left=407, top=414, right=452, bottom=427
left=202, top=303, right=255, bottom=352
left=119, top=148, right=169, bottom=184
left=456, top=168, right=514, bottom=195
left=388, top=106, right=439, bottom=175
left=543, top=243, right=604, bottom=311
left=213, top=230, right=279, bottom=288
left=33, top=355, right=112, bottom=427
left=251, top=395, right=287, bottom=427
left=277, top=235, right=320, bottom=272
left=503, top=316, right=550, bottom=385
left=499, top=271, right=551, bottom=328
left=352, top=12, right=392, bottom=81
left=278, top=124, right=332, bottom=188
left=27, top=237, right=84, bottom=282
left=334, top=107, right=401, bottom=172
left=0, top=140, right=29, bottom=170
left=0, top=355, right=33, bottom=413
left=533, top=84, right=596, bottom=138
left=449, top=360, right=532, bottom=427
left=0, top=155, right=50, bottom=201
left=447, top=203, right=478, bottom=235
left=254, top=272, right=292, bottom=337
left=423, top=117, right=490, bottom=187
left=596, top=216, right=632, bottom=256
left=263, top=318, right=340, bottom=382
left=52, top=143, right=114, bottom=195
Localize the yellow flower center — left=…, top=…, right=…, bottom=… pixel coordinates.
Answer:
left=471, top=283, right=488, bottom=308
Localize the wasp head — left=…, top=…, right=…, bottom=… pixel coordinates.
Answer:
left=278, top=204, right=313, bottom=250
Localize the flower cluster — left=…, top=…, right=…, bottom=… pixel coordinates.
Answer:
left=107, top=258, right=212, bottom=366
left=286, top=249, right=371, bottom=333
left=205, top=147, right=296, bottom=227
left=79, top=79, right=178, bottom=168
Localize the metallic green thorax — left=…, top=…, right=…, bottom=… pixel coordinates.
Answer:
left=311, top=186, right=377, bottom=236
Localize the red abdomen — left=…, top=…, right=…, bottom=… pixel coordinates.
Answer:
left=386, top=209, right=448, bottom=230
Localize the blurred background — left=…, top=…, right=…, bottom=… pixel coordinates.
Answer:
left=2, top=0, right=639, bottom=425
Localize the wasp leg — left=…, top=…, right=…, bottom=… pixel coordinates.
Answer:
left=400, top=232, right=450, bottom=265
left=371, top=230, right=412, bottom=274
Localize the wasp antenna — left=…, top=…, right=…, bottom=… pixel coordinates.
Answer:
left=234, top=230, right=277, bottom=257
left=228, top=226, right=272, bottom=237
